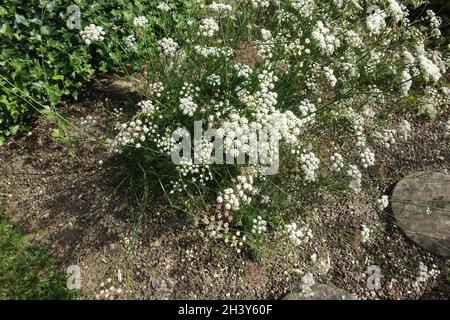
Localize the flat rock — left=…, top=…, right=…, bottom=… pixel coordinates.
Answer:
left=283, top=284, right=356, bottom=300
left=94, top=77, right=142, bottom=100
left=392, top=171, right=450, bottom=257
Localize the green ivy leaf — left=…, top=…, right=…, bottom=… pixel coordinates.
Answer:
left=14, top=13, right=29, bottom=27
left=0, top=22, right=12, bottom=36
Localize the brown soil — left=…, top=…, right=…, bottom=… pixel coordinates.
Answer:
left=0, top=80, right=449, bottom=300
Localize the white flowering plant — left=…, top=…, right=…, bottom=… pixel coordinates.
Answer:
left=106, top=0, right=449, bottom=253
left=0, top=0, right=196, bottom=143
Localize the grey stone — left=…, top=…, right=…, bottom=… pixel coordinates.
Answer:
left=392, top=171, right=450, bottom=257
left=147, top=277, right=176, bottom=300
left=96, top=78, right=137, bottom=95
left=283, top=284, right=357, bottom=300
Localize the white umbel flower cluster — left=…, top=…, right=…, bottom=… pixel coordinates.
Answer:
left=158, top=37, right=179, bottom=57
left=157, top=3, right=171, bottom=12
left=149, top=82, right=165, bottom=97
left=374, top=129, right=396, bottom=149
left=403, top=50, right=415, bottom=64
left=193, top=138, right=215, bottom=165
left=194, top=45, right=234, bottom=58
left=323, top=66, right=337, bottom=87
left=297, top=151, right=320, bottom=183
left=133, top=16, right=148, bottom=28
left=291, top=0, right=316, bottom=18
left=176, top=157, right=212, bottom=184
left=426, top=10, right=442, bottom=38
left=261, top=28, right=272, bottom=41
left=80, top=115, right=97, bottom=127
left=360, top=148, right=375, bottom=168
left=179, top=96, right=198, bottom=117
left=251, top=0, right=270, bottom=8
left=360, top=224, right=371, bottom=243
left=345, top=108, right=366, bottom=147
left=198, top=18, right=220, bottom=37
left=124, top=35, right=137, bottom=50
left=217, top=188, right=240, bottom=211
left=419, top=55, right=442, bottom=83
left=416, top=262, right=440, bottom=284
left=206, top=74, right=221, bottom=87
left=284, top=222, right=313, bottom=246
left=387, top=0, right=408, bottom=23
left=227, top=231, right=246, bottom=254
left=257, top=29, right=275, bottom=59
left=251, top=216, right=267, bottom=234
left=312, top=21, right=340, bottom=55
left=138, top=100, right=159, bottom=116
left=400, top=69, right=412, bottom=96
left=298, top=99, right=317, bottom=124
left=376, top=195, right=389, bottom=211
left=234, top=63, right=253, bottom=78
left=345, top=30, right=363, bottom=47
left=208, top=2, right=233, bottom=14
left=179, top=83, right=200, bottom=116
left=217, top=175, right=255, bottom=211
left=80, top=24, right=105, bottom=45
left=107, top=119, right=156, bottom=151
left=330, top=153, right=344, bottom=172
